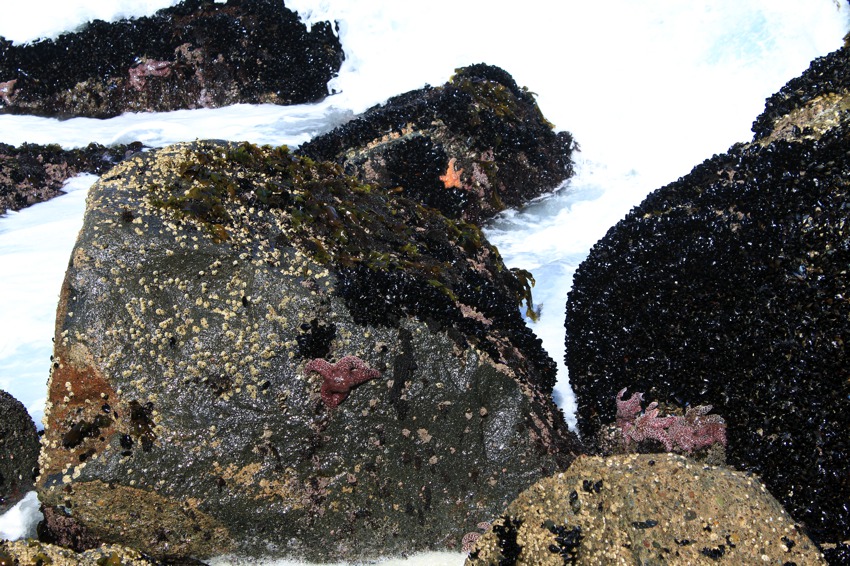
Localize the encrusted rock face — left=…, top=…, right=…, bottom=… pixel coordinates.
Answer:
left=297, top=64, right=576, bottom=225
left=0, top=142, right=144, bottom=214
left=0, top=390, right=40, bottom=514
left=38, top=140, right=581, bottom=562
left=566, top=44, right=850, bottom=560
left=0, top=0, right=343, bottom=118
left=0, top=539, right=163, bottom=566
left=465, top=454, right=825, bottom=565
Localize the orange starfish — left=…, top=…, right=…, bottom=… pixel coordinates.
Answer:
left=439, top=157, right=464, bottom=189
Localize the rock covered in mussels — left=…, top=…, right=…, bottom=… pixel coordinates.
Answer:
left=0, top=0, right=343, bottom=118
left=38, top=139, right=581, bottom=562
left=465, top=454, right=825, bottom=565
left=297, top=64, right=576, bottom=225
left=565, top=43, right=850, bottom=560
left=0, top=390, right=40, bottom=514
left=0, top=142, right=144, bottom=215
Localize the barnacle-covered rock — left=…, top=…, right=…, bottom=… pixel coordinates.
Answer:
left=297, top=64, right=576, bottom=225
left=0, top=390, right=39, bottom=514
left=0, top=0, right=343, bottom=118
left=465, top=454, right=825, bottom=565
left=0, top=539, right=165, bottom=566
left=566, top=43, right=850, bottom=560
left=38, top=138, right=581, bottom=562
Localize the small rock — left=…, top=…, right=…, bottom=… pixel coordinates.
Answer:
left=466, top=453, right=825, bottom=565
left=0, top=389, right=39, bottom=514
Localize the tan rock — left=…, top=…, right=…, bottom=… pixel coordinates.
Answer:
left=466, top=453, right=824, bottom=565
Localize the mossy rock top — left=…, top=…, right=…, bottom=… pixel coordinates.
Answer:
left=38, top=140, right=580, bottom=562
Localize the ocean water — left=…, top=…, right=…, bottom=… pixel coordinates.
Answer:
left=0, top=1, right=848, bottom=563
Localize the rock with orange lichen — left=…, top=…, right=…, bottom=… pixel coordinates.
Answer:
left=38, top=139, right=582, bottom=563
left=466, top=453, right=825, bottom=566
left=297, top=64, right=576, bottom=225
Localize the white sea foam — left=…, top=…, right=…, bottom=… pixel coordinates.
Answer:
left=0, top=492, right=42, bottom=541
left=0, top=1, right=847, bottom=562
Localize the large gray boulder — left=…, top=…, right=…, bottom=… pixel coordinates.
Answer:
left=37, top=138, right=581, bottom=562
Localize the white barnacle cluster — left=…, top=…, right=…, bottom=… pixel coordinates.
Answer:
left=94, top=143, right=345, bottom=408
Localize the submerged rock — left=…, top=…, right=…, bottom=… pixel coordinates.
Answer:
left=0, top=142, right=144, bottom=215
left=0, top=390, right=39, bottom=514
left=0, top=0, right=343, bottom=118
left=465, top=454, right=825, bottom=565
left=38, top=139, right=581, bottom=562
left=566, top=44, right=850, bottom=559
left=297, top=64, right=576, bottom=225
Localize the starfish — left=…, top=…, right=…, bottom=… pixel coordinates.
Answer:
left=439, top=157, right=464, bottom=189
left=615, top=388, right=643, bottom=424
left=304, top=355, right=381, bottom=408
left=128, top=60, right=172, bottom=91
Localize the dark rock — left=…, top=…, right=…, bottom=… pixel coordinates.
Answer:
left=751, top=36, right=850, bottom=141
left=38, top=137, right=581, bottom=562
left=297, top=64, right=576, bottom=225
left=465, top=454, right=825, bottom=565
left=0, top=141, right=144, bottom=215
left=0, top=0, right=343, bottom=118
left=37, top=505, right=101, bottom=553
left=0, top=389, right=39, bottom=514
left=823, top=542, right=850, bottom=565
left=565, top=44, right=850, bottom=557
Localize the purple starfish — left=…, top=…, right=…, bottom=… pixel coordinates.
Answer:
left=304, top=355, right=381, bottom=408
left=615, top=388, right=727, bottom=453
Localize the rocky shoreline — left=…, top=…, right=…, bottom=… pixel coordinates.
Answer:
left=2, top=2, right=849, bottom=565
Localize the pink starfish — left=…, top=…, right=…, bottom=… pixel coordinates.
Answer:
left=615, top=388, right=643, bottom=424
left=304, top=355, right=381, bottom=408
left=128, top=60, right=172, bottom=91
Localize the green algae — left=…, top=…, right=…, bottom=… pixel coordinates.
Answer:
left=146, top=141, right=533, bottom=312
left=450, top=66, right=555, bottom=131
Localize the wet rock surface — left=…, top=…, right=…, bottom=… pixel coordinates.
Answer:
left=0, top=390, right=40, bottom=514
left=0, top=0, right=343, bottom=118
left=38, top=138, right=581, bottom=562
left=566, top=44, right=850, bottom=560
left=0, top=142, right=144, bottom=215
left=297, top=64, right=575, bottom=225
left=465, top=454, right=825, bottom=565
